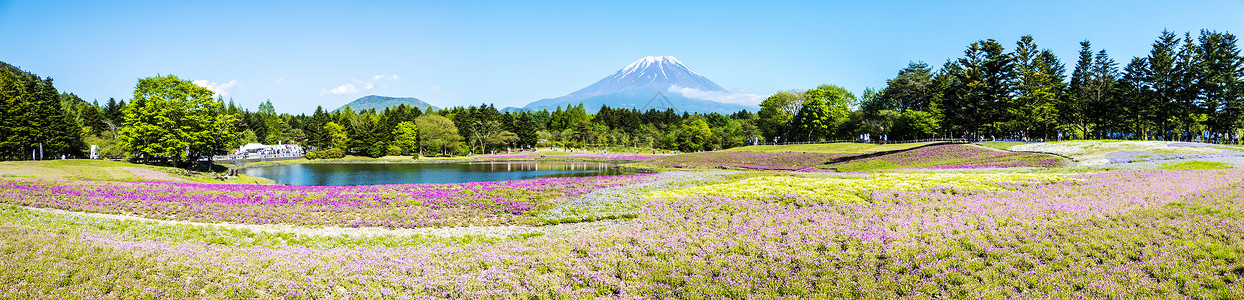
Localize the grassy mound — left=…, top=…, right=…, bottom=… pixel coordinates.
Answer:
left=826, top=144, right=1065, bottom=172
left=0, top=160, right=270, bottom=184
left=731, top=142, right=935, bottom=153
left=637, top=151, right=849, bottom=171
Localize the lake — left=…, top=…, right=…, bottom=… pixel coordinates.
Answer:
left=239, top=161, right=629, bottom=186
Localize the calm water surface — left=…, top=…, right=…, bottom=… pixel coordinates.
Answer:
left=240, top=161, right=627, bottom=186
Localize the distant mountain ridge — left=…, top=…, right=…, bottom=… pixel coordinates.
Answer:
left=335, top=95, right=437, bottom=112
left=523, top=56, right=755, bottom=114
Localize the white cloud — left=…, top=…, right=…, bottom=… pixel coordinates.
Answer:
left=668, top=85, right=765, bottom=106
left=372, top=74, right=400, bottom=81
left=274, top=78, right=285, bottom=86
left=322, top=74, right=394, bottom=96
left=319, top=83, right=359, bottom=96
left=431, top=86, right=441, bottom=93
left=352, top=78, right=375, bottom=91
left=191, top=79, right=240, bottom=97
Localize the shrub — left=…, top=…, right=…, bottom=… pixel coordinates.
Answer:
left=307, top=148, right=344, bottom=159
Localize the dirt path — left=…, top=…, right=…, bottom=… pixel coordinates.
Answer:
left=25, top=206, right=635, bottom=239
left=119, top=167, right=193, bottom=183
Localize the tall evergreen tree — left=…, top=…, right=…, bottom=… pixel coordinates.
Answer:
left=1196, top=30, right=1244, bottom=132
left=1012, top=36, right=1066, bottom=139
left=938, top=39, right=1014, bottom=138
left=878, top=62, right=935, bottom=112
left=1066, top=41, right=1097, bottom=136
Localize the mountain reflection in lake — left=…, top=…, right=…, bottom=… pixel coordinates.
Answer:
left=239, top=161, right=628, bottom=186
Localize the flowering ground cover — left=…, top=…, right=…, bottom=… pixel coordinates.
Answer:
left=732, top=142, right=935, bottom=153
left=826, top=144, right=1064, bottom=171
left=638, top=150, right=852, bottom=171
left=650, top=172, right=1071, bottom=204
left=1108, top=142, right=1244, bottom=163
left=557, top=153, right=666, bottom=160
left=3, top=169, right=1243, bottom=298
left=472, top=152, right=666, bottom=161
left=0, top=174, right=653, bottom=228
left=1011, top=140, right=1243, bottom=167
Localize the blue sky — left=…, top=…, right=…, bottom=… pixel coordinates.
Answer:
left=1, top=0, right=1241, bottom=114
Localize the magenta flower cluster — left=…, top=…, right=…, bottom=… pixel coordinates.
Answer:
left=0, top=174, right=653, bottom=228
left=830, top=144, right=1064, bottom=170
left=4, top=169, right=1242, bottom=298
left=641, top=151, right=851, bottom=170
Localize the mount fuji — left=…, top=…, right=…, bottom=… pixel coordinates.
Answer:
left=522, top=56, right=757, bottom=114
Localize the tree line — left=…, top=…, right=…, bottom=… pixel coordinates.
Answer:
left=0, top=66, right=764, bottom=165
left=1, top=29, right=1239, bottom=164
left=758, top=29, right=1243, bottom=143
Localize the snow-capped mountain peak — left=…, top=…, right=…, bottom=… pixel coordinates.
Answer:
left=596, top=56, right=725, bottom=92
left=613, top=56, right=698, bottom=79
left=522, top=56, right=751, bottom=113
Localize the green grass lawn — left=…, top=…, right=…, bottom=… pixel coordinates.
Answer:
left=731, top=142, right=937, bottom=154
left=0, top=159, right=272, bottom=184
left=1158, top=160, right=1234, bottom=170
left=974, top=141, right=1032, bottom=150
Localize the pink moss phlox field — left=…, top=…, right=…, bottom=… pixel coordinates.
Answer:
left=641, top=150, right=852, bottom=170
left=832, top=144, right=1063, bottom=170
left=471, top=154, right=533, bottom=159
left=472, top=153, right=665, bottom=160
left=5, top=169, right=1243, bottom=298
left=0, top=174, right=653, bottom=228
left=557, top=153, right=666, bottom=160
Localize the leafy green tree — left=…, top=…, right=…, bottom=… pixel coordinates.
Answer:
left=391, top=121, right=419, bottom=156
left=324, top=121, right=350, bottom=151
left=415, top=115, right=461, bottom=157
left=117, top=75, right=229, bottom=165
left=257, top=100, right=281, bottom=144
left=895, top=110, right=940, bottom=139
left=239, top=129, right=258, bottom=144
left=757, top=91, right=804, bottom=142
left=878, top=62, right=935, bottom=112
left=675, top=117, right=713, bottom=151
left=795, top=84, right=854, bottom=140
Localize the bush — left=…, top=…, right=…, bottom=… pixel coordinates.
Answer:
left=307, top=148, right=344, bottom=159
left=387, top=145, right=403, bottom=156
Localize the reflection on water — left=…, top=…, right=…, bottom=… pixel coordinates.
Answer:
left=240, top=161, right=627, bottom=186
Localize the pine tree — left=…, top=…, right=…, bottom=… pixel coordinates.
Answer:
left=939, top=39, right=1014, bottom=138
left=1012, top=36, right=1066, bottom=139
left=1196, top=30, right=1244, bottom=132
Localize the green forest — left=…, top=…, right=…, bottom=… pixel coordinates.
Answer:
left=1, top=29, right=1241, bottom=165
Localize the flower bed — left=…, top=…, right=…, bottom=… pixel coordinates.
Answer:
left=0, top=175, right=653, bottom=228
left=639, top=150, right=852, bottom=170
left=557, top=153, right=666, bottom=160
left=650, top=172, right=1071, bottom=204
left=3, top=169, right=1242, bottom=298
left=828, top=144, right=1063, bottom=171
left=1107, top=142, right=1244, bottom=163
